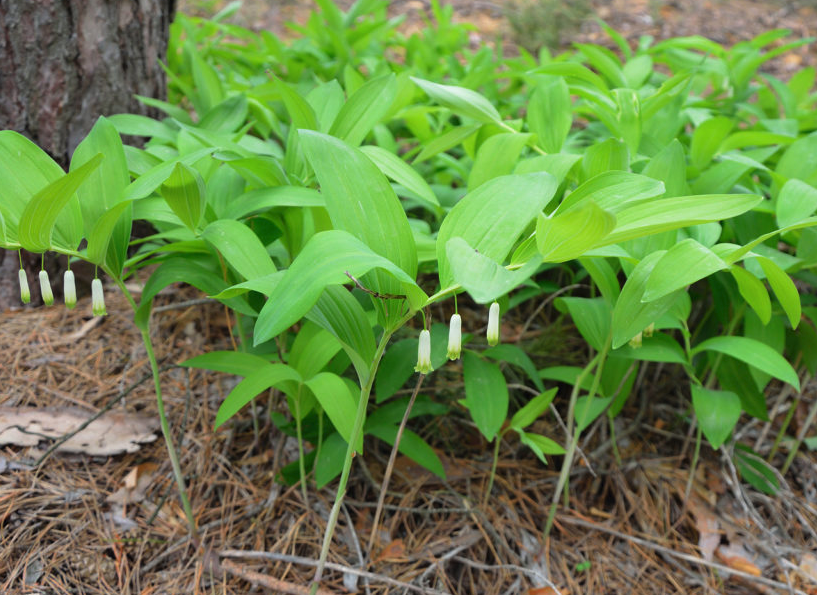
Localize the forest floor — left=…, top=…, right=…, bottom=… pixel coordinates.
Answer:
left=2, top=1, right=817, bottom=594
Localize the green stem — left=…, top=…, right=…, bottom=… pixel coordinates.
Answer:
left=116, top=277, right=198, bottom=541
left=309, top=313, right=410, bottom=593
left=781, top=379, right=815, bottom=474
left=294, top=388, right=309, bottom=506
left=484, top=434, right=503, bottom=507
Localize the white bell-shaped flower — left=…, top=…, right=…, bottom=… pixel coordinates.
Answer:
left=487, top=302, right=500, bottom=346
left=64, top=270, right=77, bottom=309
left=447, top=314, right=462, bottom=361
left=39, top=270, right=54, bottom=306
left=414, top=329, right=433, bottom=374
left=19, top=269, right=30, bottom=304
left=91, top=278, right=107, bottom=316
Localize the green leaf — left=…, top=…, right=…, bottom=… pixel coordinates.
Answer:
left=181, top=351, right=273, bottom=376
left=215, top=363, right=302, bottom=428
left=691, top=386, right=741, bottom=449
left=556, top=297, right=611, bottom=352
left=306, top=372, right=362, bottom=452
left=574, top=395, right=613, bottom=432
left=730, top=265, right=771, bottom=324
left=437, top=173, right=557, bottom=289
left=201, top=219, right=276, bottom=281
left=776, top=179, right=817, bottom=228
left=254, top=230, right=418, bottom=344
left=734, top=444, right=779, bottom=495
left=160, top=162, right=205, bottom=232
left=410, top=77, right=502, bottom=124
left=446, top=237, right=540, bottom=304
left=307, top=285, right=377, bottom=385
left=289, top=322, right=343, bottom=380
left=299, top=131, right=417, bottom=311
left=315, top=432, right=347, bottom=488
left=463, top=351, right=509, bottom=441
left=614, top=333, right=688, bottom=364
left=484, top=343, right=545, bottom=392
left=690, top=116, right=734, bottom=170
left=86, top=200, right=133, bottom=270
left=614, top=88, right=642, bottom=156
left=189, top=47, right=224, bottom=114
left=691, top=336, right=799, bottom=390
left=359, top=145, right=439, bottom=211
left=200, top=94, right=249, bottom=132
left=329, top=73, right=397, bottom=147
left=414, top=124, right=482, bottom=163
left=536, top=203, right=616, bottom=262
left=612, top=251, right=684, bottom=348
left=601, top=194, right=762, bottom=245
left=642, top=239, right=728, bottom=301
left=18, top=154, right=103, bottom=252
left=510, top=387, right=557, bottom=430
left=756, top=255, right=801, bottom=329
left=366, top=424, right=446, bottom=479
left=468, top=132, right=533, bottom=190
left=124, top=148, right=216, bottom=200
left=528, top=76, right=572, bottom=153
left=556, top=171, right=665, bottom=215
left=518, top=430, right=565, bottom=463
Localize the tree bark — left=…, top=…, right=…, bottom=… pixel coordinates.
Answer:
left=0, top=0, right=176, bottom=167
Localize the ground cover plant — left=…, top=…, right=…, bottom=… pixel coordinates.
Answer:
left=2, top=0, right=817, bottom=592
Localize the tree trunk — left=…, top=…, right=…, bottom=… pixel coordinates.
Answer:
left=0, top=0, right=176, bottom=167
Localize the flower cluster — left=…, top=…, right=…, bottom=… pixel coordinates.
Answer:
left=17, top=267, right=106, bottom=316
left=416, top=301, right=502, bottom=373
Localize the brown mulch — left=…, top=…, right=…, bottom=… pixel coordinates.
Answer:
left=1, top=275, right=816, bottom=594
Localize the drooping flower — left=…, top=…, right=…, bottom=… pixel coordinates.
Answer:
left=91, top=278, right=107, bottom=316
left=64, top=270, right=76, bottom=309
left=487, top=301, right=500, bottom=346
left=629, top=332, right=643, bottom=349
left=447, top=313, right=462, bottom=361
left=643, top=323, right=655, bottom=338
left=415, top=329, right=433, bottom=374
left=18, top=269, right=30, bottom=304
left=39, top=270, right=54, bottom=306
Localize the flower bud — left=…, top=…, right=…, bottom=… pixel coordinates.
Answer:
left=91, top=278, right=107, bottom=316
left=447, top=313, right=462, bottom=361
left=39, top=270, right=54, bottom=306
left=19, top=269, right=30, bottom=304
left=629, top=332, right=643, bottom=349
left=64, top=270, right=76, bottom=309
left=487, top=301, right=500, bottom=346
left=414, top=329, right=433, bottom=374
left=643, top=323, right=655, bottom=338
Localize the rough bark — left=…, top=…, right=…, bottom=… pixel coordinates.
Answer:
left=0, top=0, right=176, bottom=166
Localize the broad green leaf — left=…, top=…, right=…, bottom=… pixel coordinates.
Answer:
left=690, top=116, right=734, bottom=170
left=734, top=444, right=779, bottom=495
left=414, top=124, right=481, bottom=163
left=182, top=351, right=273, bottom=376
left=124, top=148, right=216, bottom=200
left=614, top=333, right=687, bottom=364
left=485, top=344, right=545, bottom=392
left=574, top=395, right=613, bottom=432
left=557, top=172, right=664, bottom=215
left=756, top=255, right=801, bottom=328
left=537, top=203, right=616, bottom=262
left=375, top=338, right=419, bottom=403
left=775, top=131, right=817, bottom=187
left=307, top=285, right=377, bottom=385
left=189, top=47, right=224, bottom=114
left=289, top=322, right=344, bottom=380
left=576, top=43, right=627, bottom=88
left=410, top=77, right=502, bottom=124
left=580, top=257, right=620, bottom=304
left=601, top=194, right=762, bottom=245
left=718, top=131, right=794, bottom=153
left=437, top=173, right=557, bottom=289
left=691, top=336, right=799, bottom=390
left=71, top=117, right=131, bottom=275
left=160, top=162, right=205, bottom=232
left=359, top=145, right=439, bottom=211
left=581, top=138, right=628, bottom=181
left=366, top=424, right=445, bottom=479
left=776, top=179, right=817, bottom=228
left=306, top=372, right=362, bottom=452
left=614, top=88, right=641, bottom=155
left=329, top=73, right=397, bottom=147
left=107, top=113, right=178, bottom=143
left=510, top=388, right=557, bottom=430
left=691, top=386, right=741, bottom=449
left=528, top=76, right=572, bottom=153
left=18, top=154, right=103, bottom=252
left=199, top=94, right=249, bottom=132
left=299, top=131, right=417, bottom=311
left=468, top=132, right=533, bottom=190
left=641, top=139, right=688, bottom=197
left=730, top=265, right=771, bottom=324
left=201, top=219, right=276, bottom=281
left=717, top=357, right=768, bottom=420
left=254, top=230, right=418, bottom=344
left=463, top=351, right=508, bottom=441
left=215, top=363, right=302, bottom=428
left=315, top=432, right=347, bottom=488
left=223, top=186, right=324, bottom=220
left=446, top=237, right=540, bottom=303
left=556, top=297, right=611, bottom=352
left=518, top=430, right=565, bottom=463
left=642, top=239, right=728, bottom=301
left=533, top=62, right=609, bottom=91
left=306, top=79, right=345, bottom=132
left=612, top=251, right=683, bottom=348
